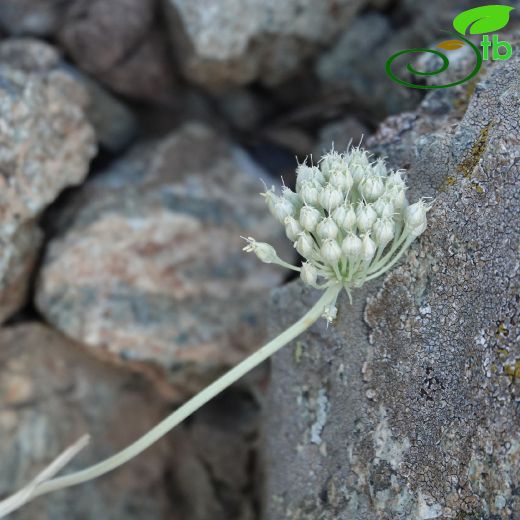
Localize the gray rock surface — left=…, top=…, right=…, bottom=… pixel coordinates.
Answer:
left=57, top=0, right=176, bottom=104
left=0, top=323, right=172, bottom=519
left=36, top=122, right=294, bottom=400
left=0, top=324, right=262, bottom=519
left=163, top=0, right=368, bottom=88
left=263, top=38, right=520, bottom=519
left=0, top=38, right=138, bottom=153
left=0, top=41, right=96, bottom=322
left=0, top=0, right=63, bottom=36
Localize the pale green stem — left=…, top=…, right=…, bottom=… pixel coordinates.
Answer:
left=0, top=285, right=341, bottom=516
left=364, top=236, right=414, bottom=281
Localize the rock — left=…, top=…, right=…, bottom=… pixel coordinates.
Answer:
left=0, top=0, right=63, bottom=36
left=36, top=122, right=294, bottom=400
left=314, top=116, right=370, bottom=158
left=263, top=37, right=520, bottom=519
left=0, top=41, right=96, bottom=322
left=168, top=390, right=261, bottom=520
left=0, top=323, right=171, bottom=519
left=316, top=12, right=421, bottom=117
left=163, top=0, right=368, bottom=88
left=58, top=0, right=176, bottom=104
left=0, top=38, right=137, bottom=153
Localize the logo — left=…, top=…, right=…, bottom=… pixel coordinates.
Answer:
left=386, top=4, right=515, bottom=89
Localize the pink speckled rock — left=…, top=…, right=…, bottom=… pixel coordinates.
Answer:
left=36, top=122, right=294, bottom=399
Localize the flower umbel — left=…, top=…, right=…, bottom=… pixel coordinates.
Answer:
left=245, top=146, right=432, bottom=322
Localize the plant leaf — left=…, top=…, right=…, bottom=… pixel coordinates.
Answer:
left=453, top=5, right=514, bottom=35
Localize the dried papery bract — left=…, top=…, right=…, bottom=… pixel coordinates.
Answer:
left=0, top=146, right=430, bottom=517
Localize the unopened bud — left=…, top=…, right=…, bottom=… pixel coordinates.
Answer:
left=242, top=237, right=279, bottom=263
left=273, top=197, right=295, bottom=222
left=372, top=217, right=395, bottom=248
left=341, top=233, right=362, bottom=259
left=361, top=234, right=377, bottom=263
left=300, top=262, right=318, bottom=286
left=316, top=217, right=339, bottom=239
left=405, top=200, right=428, bottom=236
left=299, top=205, right=321, bottom=232
left=295, top=232, right=315, bottom=257
left=319, top=184, right=343, bottom=211
left=356, top=203, right=377, bottom=233
left=359, top=175, right=385, bottom=202
left=320, top=238, right=342, bottom=265
left=299, top=181, right=320, bottom=206
left=284, top=216, right=302, bottom=241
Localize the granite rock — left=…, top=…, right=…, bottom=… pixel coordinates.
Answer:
left=163, top=0, right=368, bottom=88
left=0, top=323, right=171, bottom=519
left=0, top=42, right=96, bottom=322
left=58, top=0, right=176, bottom=104
left=0, top=38, right=137, bottom=153
left=263, top=36, right=520, bottom=520
left=36, top=123, right=293, bottom=399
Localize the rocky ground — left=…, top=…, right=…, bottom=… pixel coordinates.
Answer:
left=0, top=1, right=518, bottom=519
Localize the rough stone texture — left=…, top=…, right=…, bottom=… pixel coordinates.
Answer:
left=163, top=0, right=368, bottom=88
left=0, top=41, right=96, bottom=322
left=0, top=323, right=172, bottom=519
left=168, top=390, right=261, bottom=520
left=315, top=1, right=483, bottom=116
left=314, top=116, right=370, bottom=158
left=263, top=39, right=520, bottom=519
left=0, top=0, right=63, bottom=36
left=0, top=38, right=137, bottom=153
left=58, top=0, right=176, bottom=104
left=36, top=122, right=293, bottom=400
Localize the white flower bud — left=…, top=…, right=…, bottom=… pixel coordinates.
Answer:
left=348, top=148, right=370, bottom=169
left=320, top=238, right=341, bottom=265
left=299, top=181, right=320, bottom=205
left=242, top=237, right=279, bottom=263
left=322, top=304, right=338, bottom=324
left=329, top=169, right=353, bottom=192
left=320, top=151, right=343, bottom=179
left=300, top=262, right=318, bottom=286
left=284, top=216, right=302, bottom=241
left=388, top=186, right=408, bottom=210
left=373, top=197, right=395, bottom=218
left=320, top=238, right=342, bottom=265
left=372, top=217, right=395, bottom=248
left=261, top=186, right=277, bottom=213
left=282, top=186, right=300, bottom=206
left=319, top=184, right=343, bottom=211
left=341, top=233, right=362, bottom=259
left=359, top=175, right=385, bottom=202
left=299, top=205, right=321, bottom=232
left=333, top=204, right=356, bottom=231
left=405, top=200, right=428, bottom=236
left=373, top=158, right=388, bottom=178
left=356, top=203, right=377, bottom=233
left=351, top=164, right=366, bottom=184
left=295, top=232, right=315, bottom=257
left=295, top=164, right=316, bottom=189
left=273, top=197, right=295, bottom=222
left=361, top=234, right=377, bottom=263
left=386, top=170, right=406, bottom=190
left=316, top=217, right=339, bottom=240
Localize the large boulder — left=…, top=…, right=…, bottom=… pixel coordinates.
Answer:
left=162, top=0, right=369, bottom=88
left=0, top=41, right=96, bottom=322
left=36, top=122, right=294, bottom=400
left=0, top=324, right=171, bottom=519
left=262, top=36, right=520, bottom=519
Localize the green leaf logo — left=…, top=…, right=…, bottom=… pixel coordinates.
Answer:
left=453, top=5, right=514, bottom=35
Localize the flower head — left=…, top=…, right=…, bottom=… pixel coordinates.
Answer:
left=245, top=146, right=431, bottom=323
